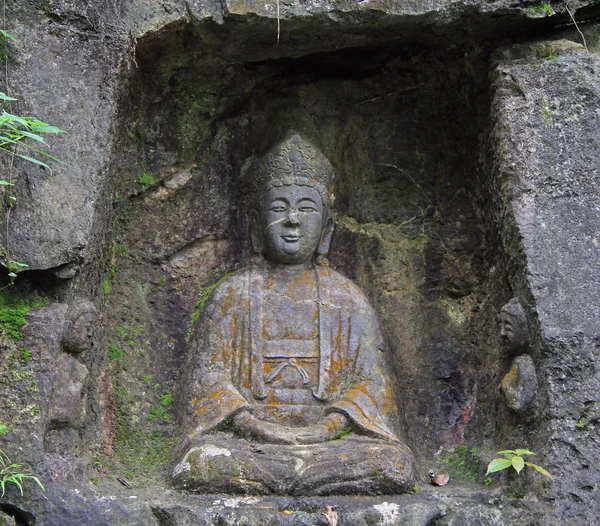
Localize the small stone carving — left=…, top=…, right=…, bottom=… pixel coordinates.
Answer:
left=499, top=298, right=537, bottom=412
left=62, top=298, right=97, bottom=355
left=499, top=297, right=528, bottom=355
left=501, top=354, right=538, bottom=413
left=173, top=133, right=415, bottom=495
left=48, top=354, right=88, bottom=427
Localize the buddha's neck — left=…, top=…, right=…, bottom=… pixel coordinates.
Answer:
left=264, top=259, right=315, bottom=277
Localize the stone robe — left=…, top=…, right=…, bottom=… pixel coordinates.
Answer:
left=173, top=264, right=415, bottom=495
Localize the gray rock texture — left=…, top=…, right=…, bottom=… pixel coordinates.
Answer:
left=501, top=354, right=538, bottom=412
left=1, top=0, right=600, bottom=524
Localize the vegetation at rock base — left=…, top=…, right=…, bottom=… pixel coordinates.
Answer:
left=441, top=445, right=480, bottom=482
left=0, top=424, right=44, bottom=496
left=486, top=449, right=553, bottom=480
left=108, top=380, right=173, bottom=484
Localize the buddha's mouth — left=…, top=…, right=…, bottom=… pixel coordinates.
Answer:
left=282, top=234, right=301, bottom=242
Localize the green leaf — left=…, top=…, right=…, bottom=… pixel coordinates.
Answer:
left=11, top=477, right=24, bottom=496
left=19, top=131, right=48, bottom=144
left=31, top=475, right=44, bottom=491
left=525, top=462, right=553, bottom=479
left=15, top=154, right=51, bottom=172
left=0, top=92, right=18, bottom=101
left=496, top=450, right=517, bottom=455
left=0, top=30, right=16, bottom=42
left=3, top=113, right=29, bottom=128
left=486, top=457, right=512, bottom=475
left=31, top=123, right=65, bottom=135
left=0, top=180, right=13, bottom=186
left=512, top=455, right=525, bottom=474
left=515, top=449, right=535, bottom=456
left=0, top=425, right=6, bottom=435
left=0, top=135, right=19, bottom=144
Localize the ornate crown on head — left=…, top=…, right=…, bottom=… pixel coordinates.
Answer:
left=242, top=134, right=335, bottom=204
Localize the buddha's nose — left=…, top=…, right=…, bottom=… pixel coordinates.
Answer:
left=286, top=210, right=300, bottom=226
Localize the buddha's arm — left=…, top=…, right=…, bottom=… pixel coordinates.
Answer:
left=231, top=410, right=349, bottom=445
left=232, top=410, right=297, bottom=444
left=293, top=412, right=350, bottom=444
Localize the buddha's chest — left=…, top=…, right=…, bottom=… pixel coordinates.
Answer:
left=260, top=285, right=320, bottom=389
left=262, top=287, right=319, bottom=340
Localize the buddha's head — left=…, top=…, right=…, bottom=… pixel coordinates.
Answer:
left=500, top=297, right=528, bottom=354
left=243, top=134, right=335, bottom=265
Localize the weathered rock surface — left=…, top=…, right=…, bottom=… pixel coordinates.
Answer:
left=486, top=38, right=600, bottom=523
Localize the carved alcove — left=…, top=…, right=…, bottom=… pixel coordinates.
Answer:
left=99, top=15, right=538, bottom=486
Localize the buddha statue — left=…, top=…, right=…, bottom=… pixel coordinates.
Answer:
left=172, top=134, right=415, bottom=495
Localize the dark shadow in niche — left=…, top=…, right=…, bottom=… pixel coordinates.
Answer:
left=0, top=503, right=35, bottom=526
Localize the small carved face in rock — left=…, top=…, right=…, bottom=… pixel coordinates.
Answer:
left=63, top=299, right=97, bottom=355
left=261, top=184, right=323, bottom=265
left=500, top=297, right=528, bottom=354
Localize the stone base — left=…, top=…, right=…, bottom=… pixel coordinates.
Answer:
left=12, top=481, right=550, bottom=525
left=149, top=487, right=548, bottom=526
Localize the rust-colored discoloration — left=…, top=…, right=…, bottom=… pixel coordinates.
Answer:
left=172, top=134, right=414, bottom=494
left=98, top=372, right=116, bottom=457
left=454, top=400, right=473, bottom=444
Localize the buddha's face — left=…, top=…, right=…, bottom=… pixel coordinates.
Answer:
left=260, top=184, right=324, bottom=265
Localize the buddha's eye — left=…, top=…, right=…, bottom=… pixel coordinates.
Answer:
left=299, top=205, right=317, bottom=212
left=269, top=205, right=286, bottom=212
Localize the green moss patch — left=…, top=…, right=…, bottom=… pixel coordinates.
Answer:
left=114, top=424, right=173, bottom=482
left=187, top=271, right=230, bottom=339
left=0, top=290, right=49, bottom=340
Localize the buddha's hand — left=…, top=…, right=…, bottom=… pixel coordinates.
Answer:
left=294, top=412, right=350, bottom=444
left=232, top=410, right=297, bottom=445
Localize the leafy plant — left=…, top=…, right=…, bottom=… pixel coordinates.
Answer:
left=0, top=424, right=44, bottom=496
left=485, top=449, right=553, bottom=479
left=0, top=92, right=65, bottom=172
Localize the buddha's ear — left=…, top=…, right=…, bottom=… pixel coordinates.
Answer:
left=249, top=209, right=263, bottom=255
left=317, top=214, right=335, bottom=259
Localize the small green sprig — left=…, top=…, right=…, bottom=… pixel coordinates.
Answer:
left=0, top=424, right=45, bottom=496
left=486, top=449, right=553, bottom=479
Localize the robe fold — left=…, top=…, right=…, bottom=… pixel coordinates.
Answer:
left=181, top=265, right=400, bottom=445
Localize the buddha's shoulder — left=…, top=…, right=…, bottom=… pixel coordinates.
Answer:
left=319, top=267, right=373, bottom=308
left=204, top=270, right=251, bottom=304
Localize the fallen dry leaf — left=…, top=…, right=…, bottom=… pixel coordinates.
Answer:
left=429, top=470, right=450, bottom=486
left=322, top=505, right=338, bottom=526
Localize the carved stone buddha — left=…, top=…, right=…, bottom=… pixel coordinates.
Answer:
left=172, top=134, right=415, bottom=495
